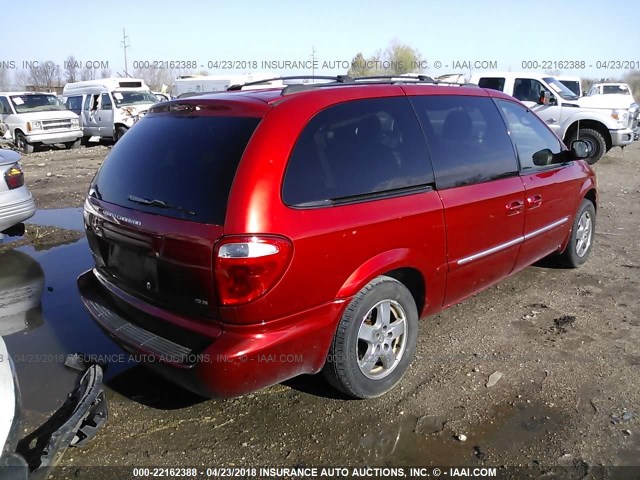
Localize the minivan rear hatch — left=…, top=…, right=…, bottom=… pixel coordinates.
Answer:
left=84, top=101, right=263, bottom=320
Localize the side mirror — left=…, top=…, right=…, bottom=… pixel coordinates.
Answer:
left=538, top=91, right=557, bottom=106
left=532, top=148, right=554, bottom=166
left=538, top=91, right=549, bottom=105
left=570, top=140, right=592, bottom=160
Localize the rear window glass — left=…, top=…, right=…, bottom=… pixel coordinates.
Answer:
left=92, top=115, right=260, bottom=225
left=477, top=77, right=505, bottom=91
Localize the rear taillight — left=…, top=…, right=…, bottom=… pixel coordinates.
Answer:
left=4, top=166, right=24, bottom=190
left=214, top=235, right=292, bottom=306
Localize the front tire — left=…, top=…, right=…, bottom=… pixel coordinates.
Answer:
left=323, top=276, right=418, bottom=399
left=558, top=199, right=596, bottom=268
left=65, top=138, right=81, bottom=150
left=578, top=128, right=606, bottom=165
left=15, top=132, right=34, bottom=154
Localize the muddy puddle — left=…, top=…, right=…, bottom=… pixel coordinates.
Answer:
left=27, top=207, right=84, bottom=231
left=353, top=403, right=562, bottom=466
left=0, top=208, right=140, bottom=429
left=1, top=208, right=213, bottom=422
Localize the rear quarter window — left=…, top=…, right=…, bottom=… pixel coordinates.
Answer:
left=92, top=114, right=260, bottom=225
left=283, top=97, right=434, bottom=206
left=410, top=95, right=518, bottom=189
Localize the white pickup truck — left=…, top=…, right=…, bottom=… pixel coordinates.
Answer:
left=469, top=72, right=638, bottom=164
left=587, top=82, right=634, bottom=98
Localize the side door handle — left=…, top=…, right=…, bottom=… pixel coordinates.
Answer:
left=506, top=200, right=524, bottom=215
left=526, top=194, right=543, bottom=208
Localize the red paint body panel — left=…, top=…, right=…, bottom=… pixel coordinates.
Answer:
left=439, top=177, right=525, bottom=306
left=515, top=165, right=585, bottom=271
left=77, top=83, right=597, bottom=398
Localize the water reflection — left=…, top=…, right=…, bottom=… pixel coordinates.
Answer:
left=0, top=250, right=45, bottom=336
left=27, top=208, right=84, bottom=231
left=1, top=240, right=134, bottom=417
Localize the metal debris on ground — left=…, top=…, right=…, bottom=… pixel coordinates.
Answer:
left=486, top=371, right=503, bottom=388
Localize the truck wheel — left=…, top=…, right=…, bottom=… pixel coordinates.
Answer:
left=323, top=276, right=418, bottom=399
left=15, top=132, right=34, bottom=154
left=114, top=126, right=128, bottom=143
left=65, top=138, right=81, bottom=150
left=558, top=199, right=596, bottom=268
left=578, top=128, right=606, bottom=165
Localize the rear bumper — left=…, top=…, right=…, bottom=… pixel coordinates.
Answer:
left=77, top=269, right=346, bottom=398
left=25, top=130, right=82, bottom=145
left=609, top=128, right=635, bottom=147
left=0, top=192, right=36, bottom=232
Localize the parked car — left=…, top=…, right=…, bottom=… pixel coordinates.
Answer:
left=469, top=71, right=636, bottom=163
left=0, top=149, right=35, bottom=233
left=0, top=92, right=82, bottom=154
left=78, top=77, right=597, bottom=400
left=61, top=78, right=158, bottom=143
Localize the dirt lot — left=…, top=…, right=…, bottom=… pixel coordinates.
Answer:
left=20, top=144, right=108, bottom=209
left=8, top=143, right=640, bottom=475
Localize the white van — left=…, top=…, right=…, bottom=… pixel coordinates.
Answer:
left=173, top=73, right=284, bottom=97
left=0, top=92, right=82, bottom=154
left=62, top=78, right=158, bottom=142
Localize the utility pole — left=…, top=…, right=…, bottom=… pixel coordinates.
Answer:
left=121, top=28, right=130, bottom=77
left=310, top=45, right=317, bottom=79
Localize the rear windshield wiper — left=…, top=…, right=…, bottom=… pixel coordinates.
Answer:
left=128, top=195, right=197, bottom=216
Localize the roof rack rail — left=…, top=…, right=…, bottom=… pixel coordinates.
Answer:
left=352, top=75, right=435, bottom=83
left=436, top=81, right=480, bottom=88
left=175, top=91, right=225, bottom=99
left=227, top=75, right=353, bottom=92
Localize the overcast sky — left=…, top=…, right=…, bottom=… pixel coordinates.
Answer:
left=3, top=0, right=638, bottom=78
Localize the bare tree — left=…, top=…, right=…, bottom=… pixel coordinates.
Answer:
left=101, top=68, right=112, bottom=79
left=64, top=55, right=79, bottom=83
left=14, top=70, right=28, bottom=89
left=581, top=77, right=598, bottom=95
left=0, top=68, right=9, bottom=90
left=28, top=60, right=61, bottom=89
left=81, top=65, right=97, bottom=81
left=133, top=67, right=175, bottom=91
left=623, top=70, right=640, bottom=103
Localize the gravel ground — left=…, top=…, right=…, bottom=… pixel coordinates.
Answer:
left=7, top=142, right=640, bottom=476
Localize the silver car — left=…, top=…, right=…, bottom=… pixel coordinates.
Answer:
left=0, top=149, right=35, bottom=233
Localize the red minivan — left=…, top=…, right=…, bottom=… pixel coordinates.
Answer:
left=77, top=78, right=597, bottom=399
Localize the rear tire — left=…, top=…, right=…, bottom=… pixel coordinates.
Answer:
left=558, top=199, right=596, bottom=268
left=323, top=276, right=418, bottom=399
left=15, top=132, right=34, bottom=154
left=578, top=128, right=606, bottom=165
